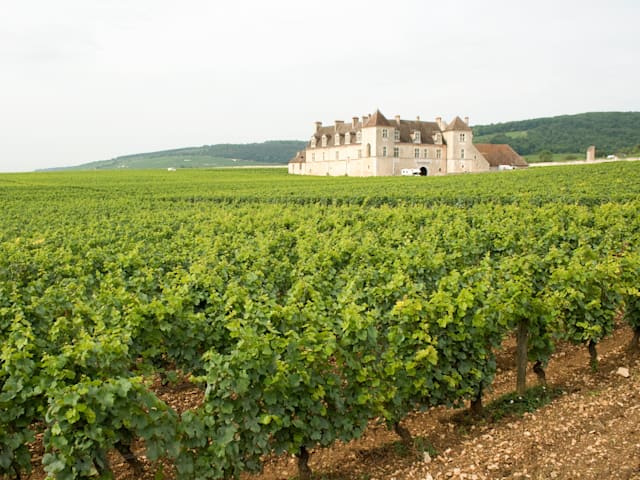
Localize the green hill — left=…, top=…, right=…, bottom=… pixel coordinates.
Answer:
left=60, top=140, right=306, bottom=171
left=473, top=112, right=640, bottom=157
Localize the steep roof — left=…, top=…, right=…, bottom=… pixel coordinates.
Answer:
left=394, top=120, right=442, bottom=145
left=475, top=144, right=528, bottom=167
left=444, top=116, right=472, bottom=132
left=309, top=120, right=362, bottom=147
left=365, top=109, right=392, bottom=127
left=288, top=150, right=306, bottom=163
left=307, top=112, right=476, bottom=147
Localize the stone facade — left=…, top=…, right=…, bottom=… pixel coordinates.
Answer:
left=288, top=110, right=491, bottom=177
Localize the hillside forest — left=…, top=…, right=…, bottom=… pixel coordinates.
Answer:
left=473, top=111, right=640, bottom=157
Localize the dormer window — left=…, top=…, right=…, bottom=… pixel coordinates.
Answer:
left=345, top=132, right=351, bottom=145
left=321, top=135, right=327, bottom=147
left=382, top=128, right=388, bottom=139
left=311, top=137, right=317, bottom=148
left=394, top=129, right=400, bottom=142
left=433, top=133, right=442, bottom=144
left=335, top=134, right=340, bottom=146
left=414, top=131, right=421, bottom=143
left=356, top=131, right=362, bottom=143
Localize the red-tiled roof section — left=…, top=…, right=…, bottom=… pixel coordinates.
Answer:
left=444, top=116, right=472, bottom=132
left=310, top=122, right=361, bottom=147
left=395, top=120, right=442, bottom=145
left=365, top=110, right=392, bottom=127
left=476, top=144, right=528, bottom=167
left=288, top=151, right=306, bottom=163
left=308, top=112, right=479, bottom=147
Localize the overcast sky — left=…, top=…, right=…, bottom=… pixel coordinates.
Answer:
left=1, top=0, right=638, bottom=172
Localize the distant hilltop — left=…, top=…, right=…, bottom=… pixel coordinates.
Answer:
left=473, top=111, right=640, bottom=158
left=40, top=141, right=307, bottom=171
left=41, top=112, right=640, bottom=171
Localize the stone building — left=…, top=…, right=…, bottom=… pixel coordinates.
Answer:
left=288, top=110, right=492, bottom=177
left=475, top=144, right=528, bottom=170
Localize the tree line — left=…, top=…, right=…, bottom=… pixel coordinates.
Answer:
left=473, top=111, right=640, bottom=156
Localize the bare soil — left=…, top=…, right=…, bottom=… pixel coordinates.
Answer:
left=25, top=324, right=640, bottom=480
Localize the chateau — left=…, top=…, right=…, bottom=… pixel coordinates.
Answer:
left=288, top=110, right=526, bottom=177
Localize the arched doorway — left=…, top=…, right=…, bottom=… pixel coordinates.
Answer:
left=420, top=166, right=428, bottom=176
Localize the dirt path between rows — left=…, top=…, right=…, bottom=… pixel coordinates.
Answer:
left=251, top=324, right=640, bottom=480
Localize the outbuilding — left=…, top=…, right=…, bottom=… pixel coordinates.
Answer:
left=475, top=144, right=528, bottom=170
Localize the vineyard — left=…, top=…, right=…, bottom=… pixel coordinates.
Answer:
left=1, top=163, right=639, bottom=479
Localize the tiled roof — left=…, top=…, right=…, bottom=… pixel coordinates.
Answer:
left=444, top=116, right=472, bottom=132
left=475, top=144, right=528, bottom=167
left=307, top=112, right=474, bottom=147
left=365, top=110, right=392, bottom=127
left=288, top=151, right=306, bottom=163
left=310, top=122, right=360, bottom=147
left=394, top=120, right=442, bottom=145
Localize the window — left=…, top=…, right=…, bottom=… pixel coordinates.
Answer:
left=424, top=148, right=428, bottom=158
left=356, top=131, right=362, bottom=143
left=335, top=135, right=340, bottom=146
left=461, top=148, right=465, bottom=159
left=414, top=148, right=420, bottom=159
left=436, top=148, right=442, bottom=159
left=322, top=152, right=325, bottom=160
left=311, top=153, right=315, bottom=161
left=382, top=146, right=387, bottom=156
left=321, top=135, right=327, bottom=147
left=460, top=133, right=466, bottom=142
left=382, top=128, right=388, bottom=139
left=414, top=131, right=421, bottom=143
left=311, top=137, right=317, bottom=148
left=345, top=132, right=351, bottom=145
left=393, top=147, right=399, bottom=158
left=394, top=129, right=400, bottom=141
left=358, top=149, right=362, bottom=159
left=336, top=151, right=339, bottom=160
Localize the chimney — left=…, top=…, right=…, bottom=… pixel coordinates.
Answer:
left=352, top=117, right=359, bottom=129
left=334, top=120, right=344, bottom=132
left=464, top=116, right=469, bottom=125
left=362, top=115, right=369, bottom=125
left=416, top=115, right=420, bottom=122
left=395, top=115, right=401, bottom=125
left=436, top=116, right=442, bottom=129
left=315, top=121, right=322, bottom=133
